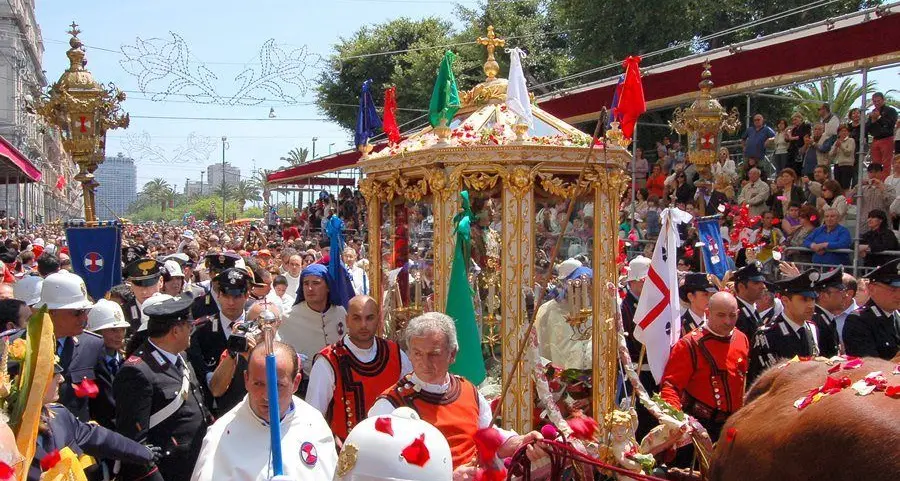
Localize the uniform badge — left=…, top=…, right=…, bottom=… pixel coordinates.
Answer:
left=300, top=442, right=318, bottom=467
left=336, top=443, right=358, bottom=477
left=228, top=269, right=242, bottom=283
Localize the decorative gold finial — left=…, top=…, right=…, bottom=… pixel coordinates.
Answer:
left=477, top=26, right=505, bottom=81
left=698, top=61, right=713, bottom=95
left=68, top=21, right=80, bottom=37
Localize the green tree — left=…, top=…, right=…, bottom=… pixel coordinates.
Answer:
left=783, top=77, right=876, bottom=121
left=279, top=147, right=309, bottom=166
left=213, top=183, right=236, bottom=200
left=140, top=178, right=172, bottom=212
left=233, top=180, right=261, bottom=213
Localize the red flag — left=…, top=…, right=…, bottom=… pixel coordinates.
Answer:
left=617, top=56, right=646, bottom=140
left=383, top=86, right=401, bottom=144
left=55, top=175, right=66, bottom=191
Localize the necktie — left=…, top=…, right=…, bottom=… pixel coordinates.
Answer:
left=798, top=325, right=812, bottom=357
left=106, top=356, right=120, bottom=376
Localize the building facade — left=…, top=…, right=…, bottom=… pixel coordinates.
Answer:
left=185, top=180, right=204, bottom=197
left=207, top=162, right=240, bottom=191
left=95, top=153, right=136, bottom=218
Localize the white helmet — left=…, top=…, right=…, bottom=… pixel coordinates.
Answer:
left=162, top=260, right=184, bottom=278
left=335, top=407, right=452, bottom=481
left=13, top=274, right=43, bottom=306
left=87, top=299, right=131, bottom=332
left=38, top=272, right=93, bottom=310
left=137, top=294, right=174, bottom=332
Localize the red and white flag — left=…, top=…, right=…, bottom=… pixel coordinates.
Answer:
left=633, top=208, right=692, bottom=383
left=55, top=175, right=66, bottom=191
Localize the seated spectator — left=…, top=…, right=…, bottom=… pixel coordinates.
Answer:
left=803, top=208, right=852, bottom=265
left=755, top=211, right=784, bottom=263
left=816, top=180, right=848, bottom=222
left=781, top=202, right=803, bottom=238
left=858, top=209, right=899, bottom=268
left=737, top=156, right=774, bottom=183
left=768, top=168, right=804, bottom=219
left=737, top=168, right=770, bottom=217
left=707, top=174, right=733, bottom=214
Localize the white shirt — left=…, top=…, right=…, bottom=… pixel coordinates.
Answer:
left=284, top=272, right=301, bottom=298
left=306, top=336, right=412, bottom=415
left=191, top=396, right=336, bottom=481
left=347, top=265, right=369, bottom=296
left=280, top=302, right=347, bottom=374
left=265, top=291, right=295, bottom=317
left=782, top=312, right=819, bottom=348
left=147, top=340, right=181, bottom=366
left=535, top=299, right=592, bottom=370
left=368, top=373, right=516, bottom=442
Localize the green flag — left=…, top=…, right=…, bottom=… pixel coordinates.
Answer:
left=428, top=51, right=461, bottom=128
left=446, top=191, right=487, bottom=385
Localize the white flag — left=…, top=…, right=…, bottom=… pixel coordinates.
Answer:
left=632, top=208, right=692, bottom=383
left=505, top=48, right=533, bottom=127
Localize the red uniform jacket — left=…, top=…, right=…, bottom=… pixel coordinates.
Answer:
left=660, top=327, right=750, bottom=417
left=378, top=374, right=480, bottom=468
left=318, top=337, right=402, bottom=441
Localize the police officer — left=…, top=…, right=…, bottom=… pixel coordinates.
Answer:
left=748, top=269, right=822, bottom=382
left=9, top=272, right=104, bottom=422
left=811, top=266, right=844, bottom=357
left=187, top=267, right=253, bottom=416
left=122, top=245, right=148, bottom=266
left=114, top=293, right=211, bottom=481
left=190, top=252, right=241, bottom=320
left=124, top=258, right=163, bottom=313
left=733, top=262, right=767, bottom=340
left=679, top=273, right=718, bottom=336
left=86, top=299, right=132, bottom=430
left=843, top=258, right=900, bottom=360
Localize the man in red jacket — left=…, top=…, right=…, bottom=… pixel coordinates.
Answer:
left=660, top=291, right=749, bottom=442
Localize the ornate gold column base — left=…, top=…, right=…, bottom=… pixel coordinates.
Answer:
left=74, top=171, right=97, bottom=222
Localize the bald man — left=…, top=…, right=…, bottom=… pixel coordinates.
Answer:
left=660, top=292, right=750, bottom=443
left=0, top=419, right=22, bottom=468
left=305, top=295, right=412, bottom=441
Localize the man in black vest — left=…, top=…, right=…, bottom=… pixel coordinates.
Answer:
left=114, top=293, right=211, bottom=481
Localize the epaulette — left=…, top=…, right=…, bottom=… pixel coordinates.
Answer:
left=125, top=354, right=143, bottom=365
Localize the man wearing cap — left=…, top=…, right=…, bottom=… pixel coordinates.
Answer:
left=115, top=293, right=211, bottom=481
left=535, top=259, right=593, bottom=370
left=124, top=258, right=163, bottom=313
left=87, top=299, right=132, bottom=430
left=842, top=258, right=900, bottom=360
left=190, top=252, right=240, bottom=320
left=660, top=292, right=749, bottom=442
left=748, top=269, right=823, bottom=382
left=733, top=262, right=767, bottom=340
left=306, top=295, right=412, bottom=441
left=188, top=267, right=254, bottom=415
left=679, top=273, right=718, bottom=336
left=8, top=271, right=104, bottom=422
left=811, top=267, right=844, bottom=357
left=621, top=255, right=650, bottom=364
left=281, top=264, right=348, bottom=386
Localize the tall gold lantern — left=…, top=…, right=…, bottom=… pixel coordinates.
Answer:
left=359, top=27, right=631, bottom=433
left=670, top=62, right=741, bottom=178
left=34, top=23, right=129, bottom=222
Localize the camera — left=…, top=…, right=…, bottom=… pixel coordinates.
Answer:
left=226, top=320, right=262, bottom=353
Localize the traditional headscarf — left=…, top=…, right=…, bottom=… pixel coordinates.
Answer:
left=294, top=263, right=331, bottom=305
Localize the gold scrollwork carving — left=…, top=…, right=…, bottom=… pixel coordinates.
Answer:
left=424, top=169, right=452, bottom=201
left=506, top=166, right=533, bottom=199
left=460, top=171, right=502, bottom=191
left=386, top=171, right=429, bottom=202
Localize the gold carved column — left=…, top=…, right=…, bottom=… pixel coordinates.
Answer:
left=359, top=178, right=383, bottom=316
left=426, top=169, right=457, bottom=312
left=592, top=166, right=628, bottom=434
left=500, top=166, right=534, bottom=432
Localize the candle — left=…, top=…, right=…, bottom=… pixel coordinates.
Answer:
left=581, top=278, right=590, bottom=312
left=414, top=274, right=422, bottom=308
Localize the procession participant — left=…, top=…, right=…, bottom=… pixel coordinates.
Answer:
left=86, top=299, right=132, bottom=429
left=160, top=260, right=186, bottom=296
left=748, top=270, right=822, bottom=382
left=535, top=260, right=592, bottom=370
left=679, top=273, right=718, bottom=336
left=306, top=295, right=411, bottom=441
left=659, top=292, right=749, bottom=442
left=189, top=268, right=254, bottom=415
left=833, top=273, right=859, bottom=346
left=811, top=266, right=844, bottom=357
left=281, top=264, right=347, bottom=382
left=36, top=252, right=60, bottom=277
left=121, top=245, right=147, bottom=267
left=733, top=262, right=767, bottom=339
left=333, top=407, right=452, bottom=481
left=369, top=312, right=544, bottom=474
left=621, top=255, right=650, bottom=363
left=191, top=341, right=337, bottom=481
left=756, top=288, right=779, bottom=325
left=106, top=283, right=141, bottom=331
left=114, top=293, right=211, bottom=481
left=842, top=258, right=900, bottom=360
left=8, top=272, right=102, bottom=422
left=29, top=362, right=161, bottom=481
left=12, top=272, right=42, bottom=308
left=190, top=251, right=240, bottom=320
left=124, top=258, right=162, bottom=307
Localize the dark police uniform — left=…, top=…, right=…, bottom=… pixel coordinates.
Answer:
left=190, top=252, right=240, bottom=320
left=811, top=266, right=844, bottom=358
left=124, top=258, right=163, bottom=331
left=187, top=268, right=252, bottom=416
left=114, top=294, right=211, bottom=481
left=679, top=273, right=718, bottom=337
left=843, top=258, right=900, bottom=360
left=89, top=350, right=123, bottom=430
left=733, top=262, right=766, bottom=340
left=748, top=270, right=822, bottom=382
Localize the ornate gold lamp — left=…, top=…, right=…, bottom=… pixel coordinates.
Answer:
left=563, top=274, right=593, bottom=341
left=34, top=23, right=129, bottom=222
left=669, top=62, right=741, bottom=178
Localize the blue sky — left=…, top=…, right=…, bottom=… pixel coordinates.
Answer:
left=35, top=1, right=898, bottom=192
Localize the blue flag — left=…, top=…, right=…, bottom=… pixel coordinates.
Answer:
left=66, top=224, right=122, bottom=301
left=697, top=218, right=728, bottom=279
left=325, top=216, right=356, bottom=309
left=354, top=79, right=382, bottom=148
left=608, top=74, right=625, bottom=128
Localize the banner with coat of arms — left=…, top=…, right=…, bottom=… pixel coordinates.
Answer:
left=65, top=223, right=122, bottom=301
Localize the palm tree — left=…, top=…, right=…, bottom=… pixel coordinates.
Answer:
left=213, top=183, right=236, bottom=200
left=141, top=178, right=171, bottom=211
left=233, top=180, right=261, bottom=213
left=783, top=77, right=876, bottom=121
left=279, top=147, right=309, bottom=166
left=252, top=169, right=274, bottom=207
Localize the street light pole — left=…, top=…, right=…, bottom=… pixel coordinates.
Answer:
left=312, top=137, right=318, bottom=159
left=200, top=170, right=205, bottom=195
left=221, top=136, right=227, bottom=221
